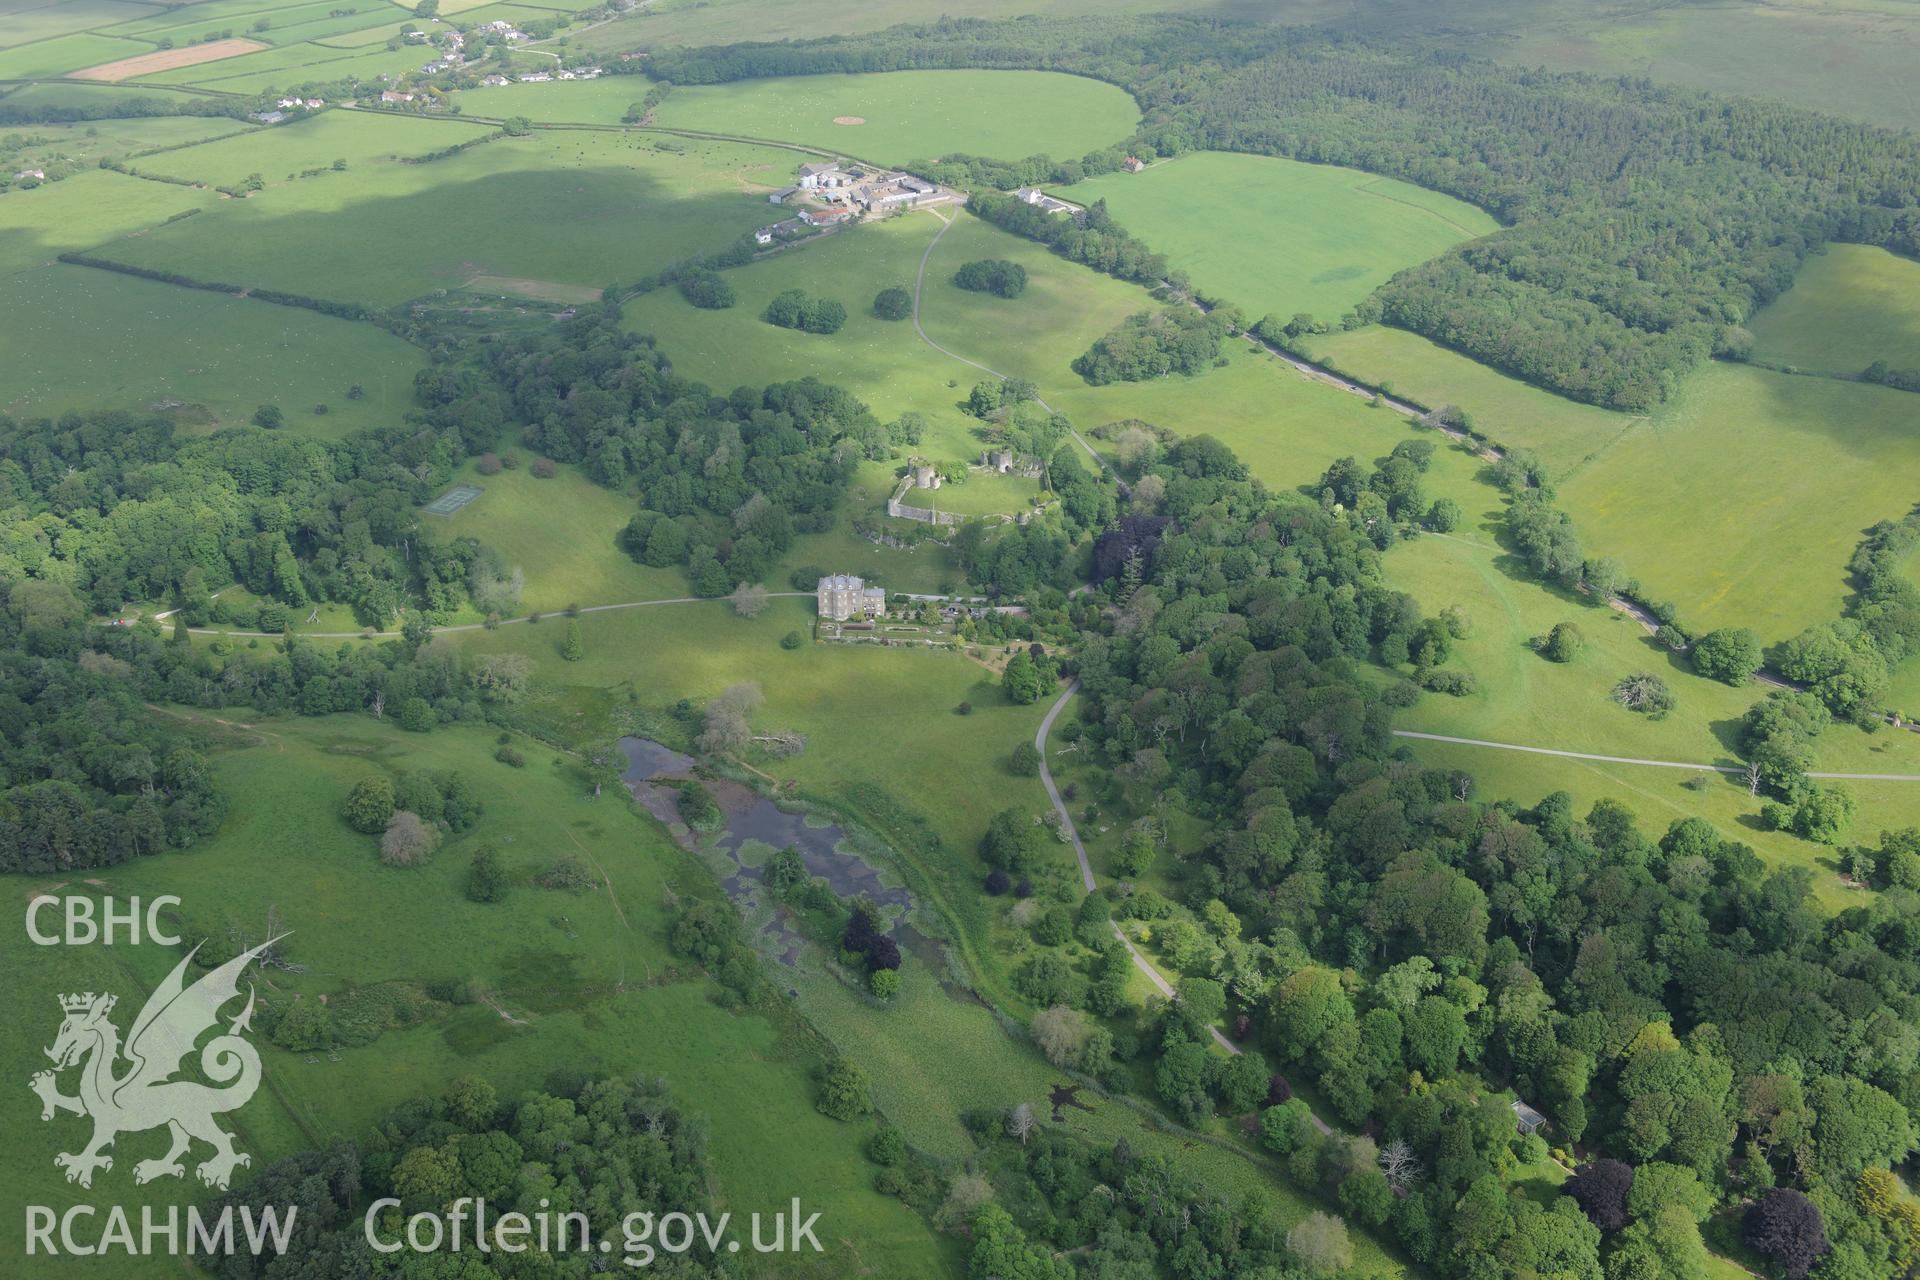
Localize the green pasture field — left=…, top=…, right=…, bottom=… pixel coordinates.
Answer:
left=916, top=211, right=1149, bottom=391
left=134, top=39, right=422, bottom=88
left=0, top=80, right=222, bottom=112
left=0, top=31, right=151, bottom=78
left=1053, top=342, right=1490, bottom=510
left=101, top=0, right=368, bottom=37
left=312, top=17, right=413, bottom=46
left=0, top=115, right=253, bottom=169
left=0, top=715, right=945, bottom=1277
left=0, top=167, right=219, bottom=274
left=1748, top=243, right=1920, bottom=377
left=447, top=76, right=670, bottom=126
left=650, top=70, right=1141, bottom=167
left=108, top=0, right=393, bottom=47
left=895, top=469, right=1038, bottom=519
left=0, top=0, right=155, bottom=47
left=1383, top=532, right=1920, bottom=906
left=133, top=109, right=490, bottom=187
left=99, top=130, right=788, bottom=307
left=1557, top=362, right=1914, bottom=641
left=0, top=262, right=424, bottom=432
left=1067, top=151, right=1498, bottom=325
left=430, top=460, right=690, bottom=614
left=1301, top=324, right=1644, bottom=478
left=625, top=214, right=998, bottom=463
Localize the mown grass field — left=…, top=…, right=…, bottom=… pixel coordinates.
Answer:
left=430, top=460, right=689, bottom=613
left=0, top=714, right=946, bottom=1278
left=650, top=70, right=1141, bottom=166
left=1302, top=324, right=1644, bottom=478
left=1557, top=362, right=1914, bottom=641
left=1748, top=243, right=1920, bottom=376
left=98, top=130, right=790, bottom=307
left=0, top=262, right=423, bottom=432
left=1068, top=151, right=1498, bottom=325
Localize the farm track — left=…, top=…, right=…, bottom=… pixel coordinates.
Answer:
left=908, top=209, right=1118, bottom=485
left=1391, top=729, right=1920, bottom=781
left=178, top=592, right=816, bottom=639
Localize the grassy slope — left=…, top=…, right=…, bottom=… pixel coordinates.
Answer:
left=1068, top=151, right=1498, bottom=324
left=1302, top=325, right=1644, bottom=479
left=0, top=262, right=423, bottom=432
left=132, top=109, right=491, bottom=188
left=1386, top=533, right=1920, bottom=908
left=1558, top=362, right=1915, bottom=641
left=650, top=70, right=1141, bottom=167
left=1748, top=242, right=1920, bottom=376
left=0, top=715, right=944, bottom=1278
left=0, top=167, right=221, bottom=275
left=100, top=130, right=791, bottom=307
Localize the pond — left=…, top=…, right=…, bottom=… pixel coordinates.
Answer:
left=618, top=737, right=916, bottom=964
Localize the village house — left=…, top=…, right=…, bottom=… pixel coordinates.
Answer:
left=816, top=575, right=887, bottom=622
left=1013, top=187, right=1082, bottom=215
left=754, top=228, right=774, bottom=245
left=517, top=71, right=552, bottom=82
left=1122, top=155, right=1146, bottom=173
left=482, top=74, right=509, bottom=87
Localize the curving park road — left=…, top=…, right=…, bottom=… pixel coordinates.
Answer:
left=1035, top=680, right=1333, bottom=1134
left=1393, top=729, right=1920, bottom=781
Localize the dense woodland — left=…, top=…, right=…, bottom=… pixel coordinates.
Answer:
left=649, top=19, right=1920, bottom=410
left=201, top=1072, right=729, bottom=1278
left=946, top=430, right=1920, bottom=1280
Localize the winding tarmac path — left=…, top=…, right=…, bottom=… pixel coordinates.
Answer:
left=175, top=592, right=816, bottom=640
left=1035, top=680, right=1333, bottom=1134
left=1393, top=729, right=1920, bottom=781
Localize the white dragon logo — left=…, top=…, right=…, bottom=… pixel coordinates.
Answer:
left=29, top=939, right=279, bottom=1191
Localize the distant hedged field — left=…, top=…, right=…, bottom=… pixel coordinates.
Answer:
left=646, top=18, right=1920, bottom=413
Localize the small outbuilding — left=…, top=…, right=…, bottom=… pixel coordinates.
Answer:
left=1511, top=1100, right=1549, bottom=1136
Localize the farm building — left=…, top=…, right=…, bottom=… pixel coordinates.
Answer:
left=796, top=162, right=844, bottom=189
left=817, top=575, right=887, bottom=621
left=768, top=185, right=800, bottom=204
left=1013, top=187, right=1082, bottom=215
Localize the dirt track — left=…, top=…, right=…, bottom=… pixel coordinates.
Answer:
left=68, top=38, right=266, bottom=82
